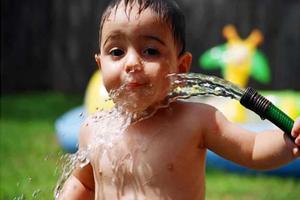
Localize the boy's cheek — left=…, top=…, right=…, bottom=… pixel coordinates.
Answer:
left=102, top=73, right=121, bottom=92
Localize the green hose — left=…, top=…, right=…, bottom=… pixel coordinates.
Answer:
left=265, top=104, right=294, bottom=135
left=240, top=87, right=295, bottom=141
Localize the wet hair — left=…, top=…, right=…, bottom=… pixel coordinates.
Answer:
left=99, top=0, right=186, bottom=55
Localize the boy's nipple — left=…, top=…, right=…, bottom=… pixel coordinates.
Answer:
left=167, top=163, right=174, bottom=171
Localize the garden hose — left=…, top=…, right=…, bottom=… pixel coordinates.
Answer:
left=240, top=87, right=295, bottom=141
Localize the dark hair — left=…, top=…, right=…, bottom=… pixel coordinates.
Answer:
left=99, top=0, right=186, bottom=55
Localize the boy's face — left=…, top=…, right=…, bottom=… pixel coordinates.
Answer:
left=96, top=3, right=191, bottom=112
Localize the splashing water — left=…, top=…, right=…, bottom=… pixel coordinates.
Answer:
left=55, top=72, right=245, bottom=199
left=168, top=73, right=244, bottom=101
left=54, top=106, right=135, bottom=198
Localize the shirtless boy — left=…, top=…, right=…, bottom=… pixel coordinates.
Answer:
left=57, top=0, right=300, bottom=199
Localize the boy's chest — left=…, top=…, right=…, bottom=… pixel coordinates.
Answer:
left=90, top=119, right=203, bottom=186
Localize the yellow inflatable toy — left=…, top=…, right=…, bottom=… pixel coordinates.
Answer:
left=200, top=25, right=271, bottom=122
left=84, top=71, right=114, bottom=114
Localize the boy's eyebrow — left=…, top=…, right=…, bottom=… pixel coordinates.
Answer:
left=141, top=35, right=166, bottom=46
left=102, top=33, right=166, bottom=47
left=103, top=33, right=124, bottom=47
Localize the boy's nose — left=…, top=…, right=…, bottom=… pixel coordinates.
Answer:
left=125, top=51, right=143, bottom=73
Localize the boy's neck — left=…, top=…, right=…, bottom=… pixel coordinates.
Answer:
left=117, top=97, right=172, bottom=124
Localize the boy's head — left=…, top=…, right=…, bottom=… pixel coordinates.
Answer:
left=99, top=0, right=186, bottom=55
left=95, top=0, right=192, bottom=112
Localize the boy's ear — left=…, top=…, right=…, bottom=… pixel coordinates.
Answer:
left=95, top=54, right=101, bottom=69
left=177, top=52, right=192, bottom=73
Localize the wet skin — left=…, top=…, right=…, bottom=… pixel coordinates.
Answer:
left=83, top=101, right=207, bottom=199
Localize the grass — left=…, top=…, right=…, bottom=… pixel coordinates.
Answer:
left=0, top=92, right=82, bottom=199
left=206, top=169, right=299, bottom=200
left=0, top=92, right=299, bottom=199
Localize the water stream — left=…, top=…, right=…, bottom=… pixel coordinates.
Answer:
left=168, top=73, right=244, bottom=101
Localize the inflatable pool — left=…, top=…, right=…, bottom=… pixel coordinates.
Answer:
left=207, top=150, right=300, bottom=177
left=55, top=106, right=85, bottom=153
left=206, top=121, right=300, bottom=177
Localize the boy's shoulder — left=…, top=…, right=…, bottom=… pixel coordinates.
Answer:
left=165, top=101, right=221, bottom=145
left=171, top=100, right=218, bottom=115
left=167, top=100, right=220, bottom=127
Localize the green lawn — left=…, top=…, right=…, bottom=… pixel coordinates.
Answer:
left=0, top=92, right=299, bottom=199
left=0, top=92, right=82, bottom=199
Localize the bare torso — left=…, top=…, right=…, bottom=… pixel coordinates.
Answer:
left=85, top=102, right=211, bottom=200
left=62, top=95, right=300, bottom=200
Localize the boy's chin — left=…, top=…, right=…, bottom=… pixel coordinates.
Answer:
left=115, top=100, right=151, bottom=114
left=114, top=96, right=169, bottom=118
left=111, top=89, right=169, bottom=114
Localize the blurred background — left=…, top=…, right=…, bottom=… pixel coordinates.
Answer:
left=1, top=0, right=300, bottom=199
left=2, top=0, right=300, bottom=94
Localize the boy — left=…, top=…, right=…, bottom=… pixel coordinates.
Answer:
left=58, top=0, right=300, bottom=199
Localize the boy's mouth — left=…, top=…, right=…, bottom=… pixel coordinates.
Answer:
left=125, top=82, right=147, bottom=89
left=123, top=75, right=150, bottom=90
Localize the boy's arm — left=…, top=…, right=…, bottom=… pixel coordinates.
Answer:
left=57, top=164, right=95, bottom=200
left=57, top=120, right=95, bottom=199
left=203, top=108, right=300, bottom=170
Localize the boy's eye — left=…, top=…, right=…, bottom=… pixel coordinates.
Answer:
left=143, top=48, right=160, bottom=56
left=110, top=48, right=124, bottom=57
